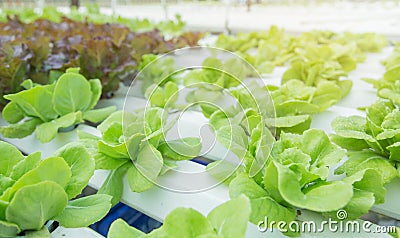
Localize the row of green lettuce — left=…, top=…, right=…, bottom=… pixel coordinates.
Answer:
left=215, top=27, right=388, bottom=75
left=0, top=4, right=186, bottom=36
left=330, top=42, right=400, bottom=189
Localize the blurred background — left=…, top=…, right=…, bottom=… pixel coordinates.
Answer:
left=1, top=0, right=399, bottom=39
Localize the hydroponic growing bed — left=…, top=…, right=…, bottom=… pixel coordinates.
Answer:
left=0, top=4, right=400, bottom=238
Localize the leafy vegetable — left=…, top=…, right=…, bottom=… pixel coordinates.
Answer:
left=144, top=81, right=179, bottom=108
left=1, top=68, right=116, bottom=143
left=332, top=101, right=400, bottom=183
left=363, top=65, right=400, bottom=106
left=0, top=16, right=204, bottom=107
left=108, top=195, right=251, bottom=238
left=215, top=26, right=386, bottom=75
left=381, top=43, right=400, bottom=70
left=0, top=141, right=112, bottom=237
left=207, top=128, right=386, bottom=235
left=331, top=100, right=400, bottom=183
left=77, top=109, right=202, bottom=203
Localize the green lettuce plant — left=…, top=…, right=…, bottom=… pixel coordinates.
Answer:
left=268, top=79, right=346, bottom=116
left=281, top=60, right=352, bottom=96
left=78, top=109, right=202, bottom=205
left=217, top=129, right=385, bottom=235
left=1, top=68, right=116, bottom=143
left=363, top=64, right=400, bottom=106
left=381, top=43, right=400, bottom=70
left=108, top=195, right=251, bottom=238
left=144, top=81, right=179, bottom=108
left=0, top=141, right=112, bottom=237
left=331, top=100, right=400, bottom=182
left=215, top=27, right=387, bottom=76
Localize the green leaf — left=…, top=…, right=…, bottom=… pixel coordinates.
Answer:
left=0, top=157, right=71, bottom=202
left=83, top=106, right=117, bottom=123
left=98, top=141, right=128, bottom=159
left=215, top=125, right=248, bottom=160
left=0, top=220, right=20, bottom=238
left=249, top=124, right=274, bottom=177
left=379, top=88, right=400, bottom=106
left=20, top=79, right=34, bottom=90
left=25, top=226, right=51, bottom=238
left=145, top=84, right=165, bottom=107
left=0, top=175, right=14, bottom=197
left=324, top=189, right=374, bottom=221
left=366, top=101, right=394, bottom=137
left=384, top=65, right=400, bottom=82
left=382, top=109, right=400, bottom=130
left=388, top=142, right=400, bottom=162
left=300, top=129, right=345, bottom=170
left=54, top=194, right=112, bottom=228
left=9, top=151, right=41, bottom=181
left=161, top=208, right=214, bottom=237
left=335, top=151, right=397, bottom=184
left=249, top=196, right=296, bottom=229
left=311, top=81, right=342, bottom=110
left=207, top=195, right=250, bottom=238
left=127, top=165, right=154, bottom=193
left=97, top=111, right=124, bottom=133
left=94, top=153, right=128, bottom=170
left=126, top=133, right=146, bottom=161
left=0, top=200, right=8, bottom=220
left=35, top=111, right=83, bottom=143
left=52, top=71, right=92, bottom=115
left=87, top=78, right=102, bottom=110
left=101, top=122, right=123, bottom=144
left=266, top=115, right=312, bottom=135
left=265, top=115, right=310, bottom=128
left=337, top=80, right=353, bottom=98
left=264, top=161, right=353, bottom=212
left=330, top=134, right=370, bottom=151
left=108, top=219, right=146, bottom=238
left=128, top=143, right=163, bottom=192
left=98, top=162, right=129, bottom=207
left=53, top=144, right=95, bottom=199
left=158, top=137, right=202, bottom=161
left=4, top=84, right=58, bottom=122
left=0, top=141, right=25, bottom=177
left=0, top=118, right=42, bottom=139
left=376, top=129, right=400, bottom=140
left=276, top=100, right=321, bottom=116
left=2, top=101, right=24, bottom=124
left=229, top=173, right=269, bottom=199
left=6, top=181, right=68, bottom=230
left=229, top=174, right=296, bottom=227
left=331, top=115, right=367, bottom=133
left=344, top=169, right=386, bottom=204
left=164, top=81, right=179, bottom=107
